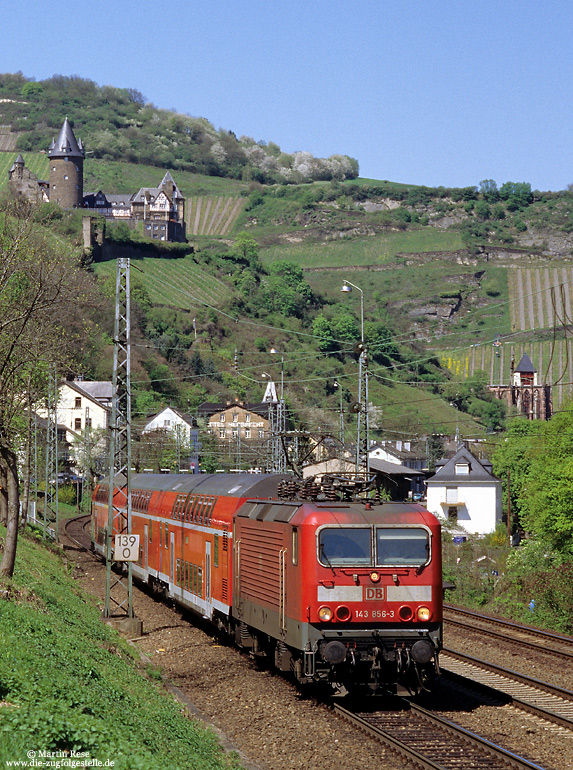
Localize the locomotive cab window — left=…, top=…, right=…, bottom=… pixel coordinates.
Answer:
left=376, top=528, right=429, bottom=567
left=318, top=527, right=371, bottom=566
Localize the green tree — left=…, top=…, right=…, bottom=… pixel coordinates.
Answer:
left=364, top=321, right=400, bottom=365
left=479, top=179, right=499, bottom=202
left=475, top=200, right=491, bottom=220
left=232, top=231, right=261, bottom=269
left=499, top=181, right=533, bottom=208
left=312, top=315, right=336, bottom=352
left=0, top=206, right=98, bottom=576
left=258, top=262, right=317, bottom=319
left=519, top=406, right=573, bottom=554
left=444, top=371, right=506, bottom=432
left=21, top=81, right=43, bottom=99
left=332, top=314, right=359, bottom=342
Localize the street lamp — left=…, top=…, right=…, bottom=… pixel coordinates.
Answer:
left=341, top=281, right=369, bottom=478
left=341, top=281, right=364, bottom=343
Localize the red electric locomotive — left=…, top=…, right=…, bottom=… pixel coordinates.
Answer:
left=92, top=472, right=442, bottom=695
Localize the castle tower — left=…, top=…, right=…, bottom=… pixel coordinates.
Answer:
left=9, top=153, right=25, bottom=181
left=48, top=117, right=85, bottom=208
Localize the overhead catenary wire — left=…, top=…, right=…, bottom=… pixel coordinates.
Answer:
left=122, top=261, right=573, bottom=431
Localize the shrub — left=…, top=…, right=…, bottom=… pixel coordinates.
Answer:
left=58, top=485, right=77, bottom=506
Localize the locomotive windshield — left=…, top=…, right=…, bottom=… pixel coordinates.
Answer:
left=318, top=526, right=430, bottom=567
left=376, top=527, right=429, bottom=566
left=318, top=527, right=371, bottom=566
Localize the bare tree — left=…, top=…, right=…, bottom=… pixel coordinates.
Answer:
left=0, top=205, right=99, bottom=577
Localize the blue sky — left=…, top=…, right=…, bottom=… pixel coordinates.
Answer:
left=2, top=0, right=572, bottom=191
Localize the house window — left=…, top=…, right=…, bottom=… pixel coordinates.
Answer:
left=232, top=429, right=238, bottom=438
left=245, top=414, right=251, bottom=423
left=448, top=506, right=458, bottom=522
left=245, top=429, right=251, bottom=439
left=74, top=418, right=82, bottom=430
left=164, top=420, right=171, bottom=427
left=446, top=487, right=457, bottom=504
left=75, top=397, right=81, bottom=408
left=232, top=413, right=238, bottom=422
left=219, top=429, right=225, bottom=438
left=455, top=463, right=470, bottom=475
left=259, top=430, right=265, bottom=438
left=219, top=414, right=225, bottom=422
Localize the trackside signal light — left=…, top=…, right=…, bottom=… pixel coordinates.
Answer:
left=318, top=606, right=333, bottom=622
left=417, top=606, right=431, bottom=622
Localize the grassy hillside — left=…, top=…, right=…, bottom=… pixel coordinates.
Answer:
left=0, top=527, right=241, bottom=770
left=258, top=228, right=465, bottom=268
left=0, top=73, right=357, bottom=184
left=4, top=69, right=573, bottom=439
left=0, top=151, right=248, bottom=198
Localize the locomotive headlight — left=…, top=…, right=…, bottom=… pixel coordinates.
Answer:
left=370, top=571, right=381, bottom=583
left=318, top=605, right=333, bottom=622
left=398, top=605, right=414, bottom=621
left=417, top=606, right=431, bottom=622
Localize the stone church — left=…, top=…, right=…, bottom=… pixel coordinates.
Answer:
left=8, top=117, right=186, bottom=242
left=488, top=352, right=552, bottom=420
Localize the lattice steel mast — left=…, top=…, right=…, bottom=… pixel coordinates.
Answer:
left=103, top=258, right=138, bottom=630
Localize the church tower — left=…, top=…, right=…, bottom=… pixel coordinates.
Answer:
left=48, top=117, right=85, bottom=208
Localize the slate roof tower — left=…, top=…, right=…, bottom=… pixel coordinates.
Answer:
left=48, top=117, right=85, bottom=208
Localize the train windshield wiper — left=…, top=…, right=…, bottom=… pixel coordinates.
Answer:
left=320, top=543, right=336, bottom=574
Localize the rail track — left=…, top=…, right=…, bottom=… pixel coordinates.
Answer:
left=441, top=649, right=573, bottom=730
left=334, top=699, right=548, bottom=770
left=63, top=514, right=92, bottom=551
left=63, top=518, right=566, bottom=767
left=444, top=604, right=573, bottom=661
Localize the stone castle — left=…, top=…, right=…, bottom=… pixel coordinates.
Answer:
left=8, top=117, right=186, bottom=242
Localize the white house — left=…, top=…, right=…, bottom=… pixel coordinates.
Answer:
left=142, top=406, right=196, bottom=443
left=142, top=406, right=199, bottom=472
left=34, top=380, right=112, bottom=474
left=425, top=446, right=502, bottom=536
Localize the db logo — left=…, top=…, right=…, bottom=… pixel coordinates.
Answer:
left=365, top=587, right=384, bottom=601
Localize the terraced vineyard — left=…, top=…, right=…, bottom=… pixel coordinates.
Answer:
left=442, top=338, right=573, bottom=407
left=93, top=256, right=234, bottom=310
left=0, top=150, right=49, bottom=183
left=186, top=195, right=244, bottom=236
left=0, top=130, right=18, bottom=152
left=508, top=266, right=573, bottom=332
